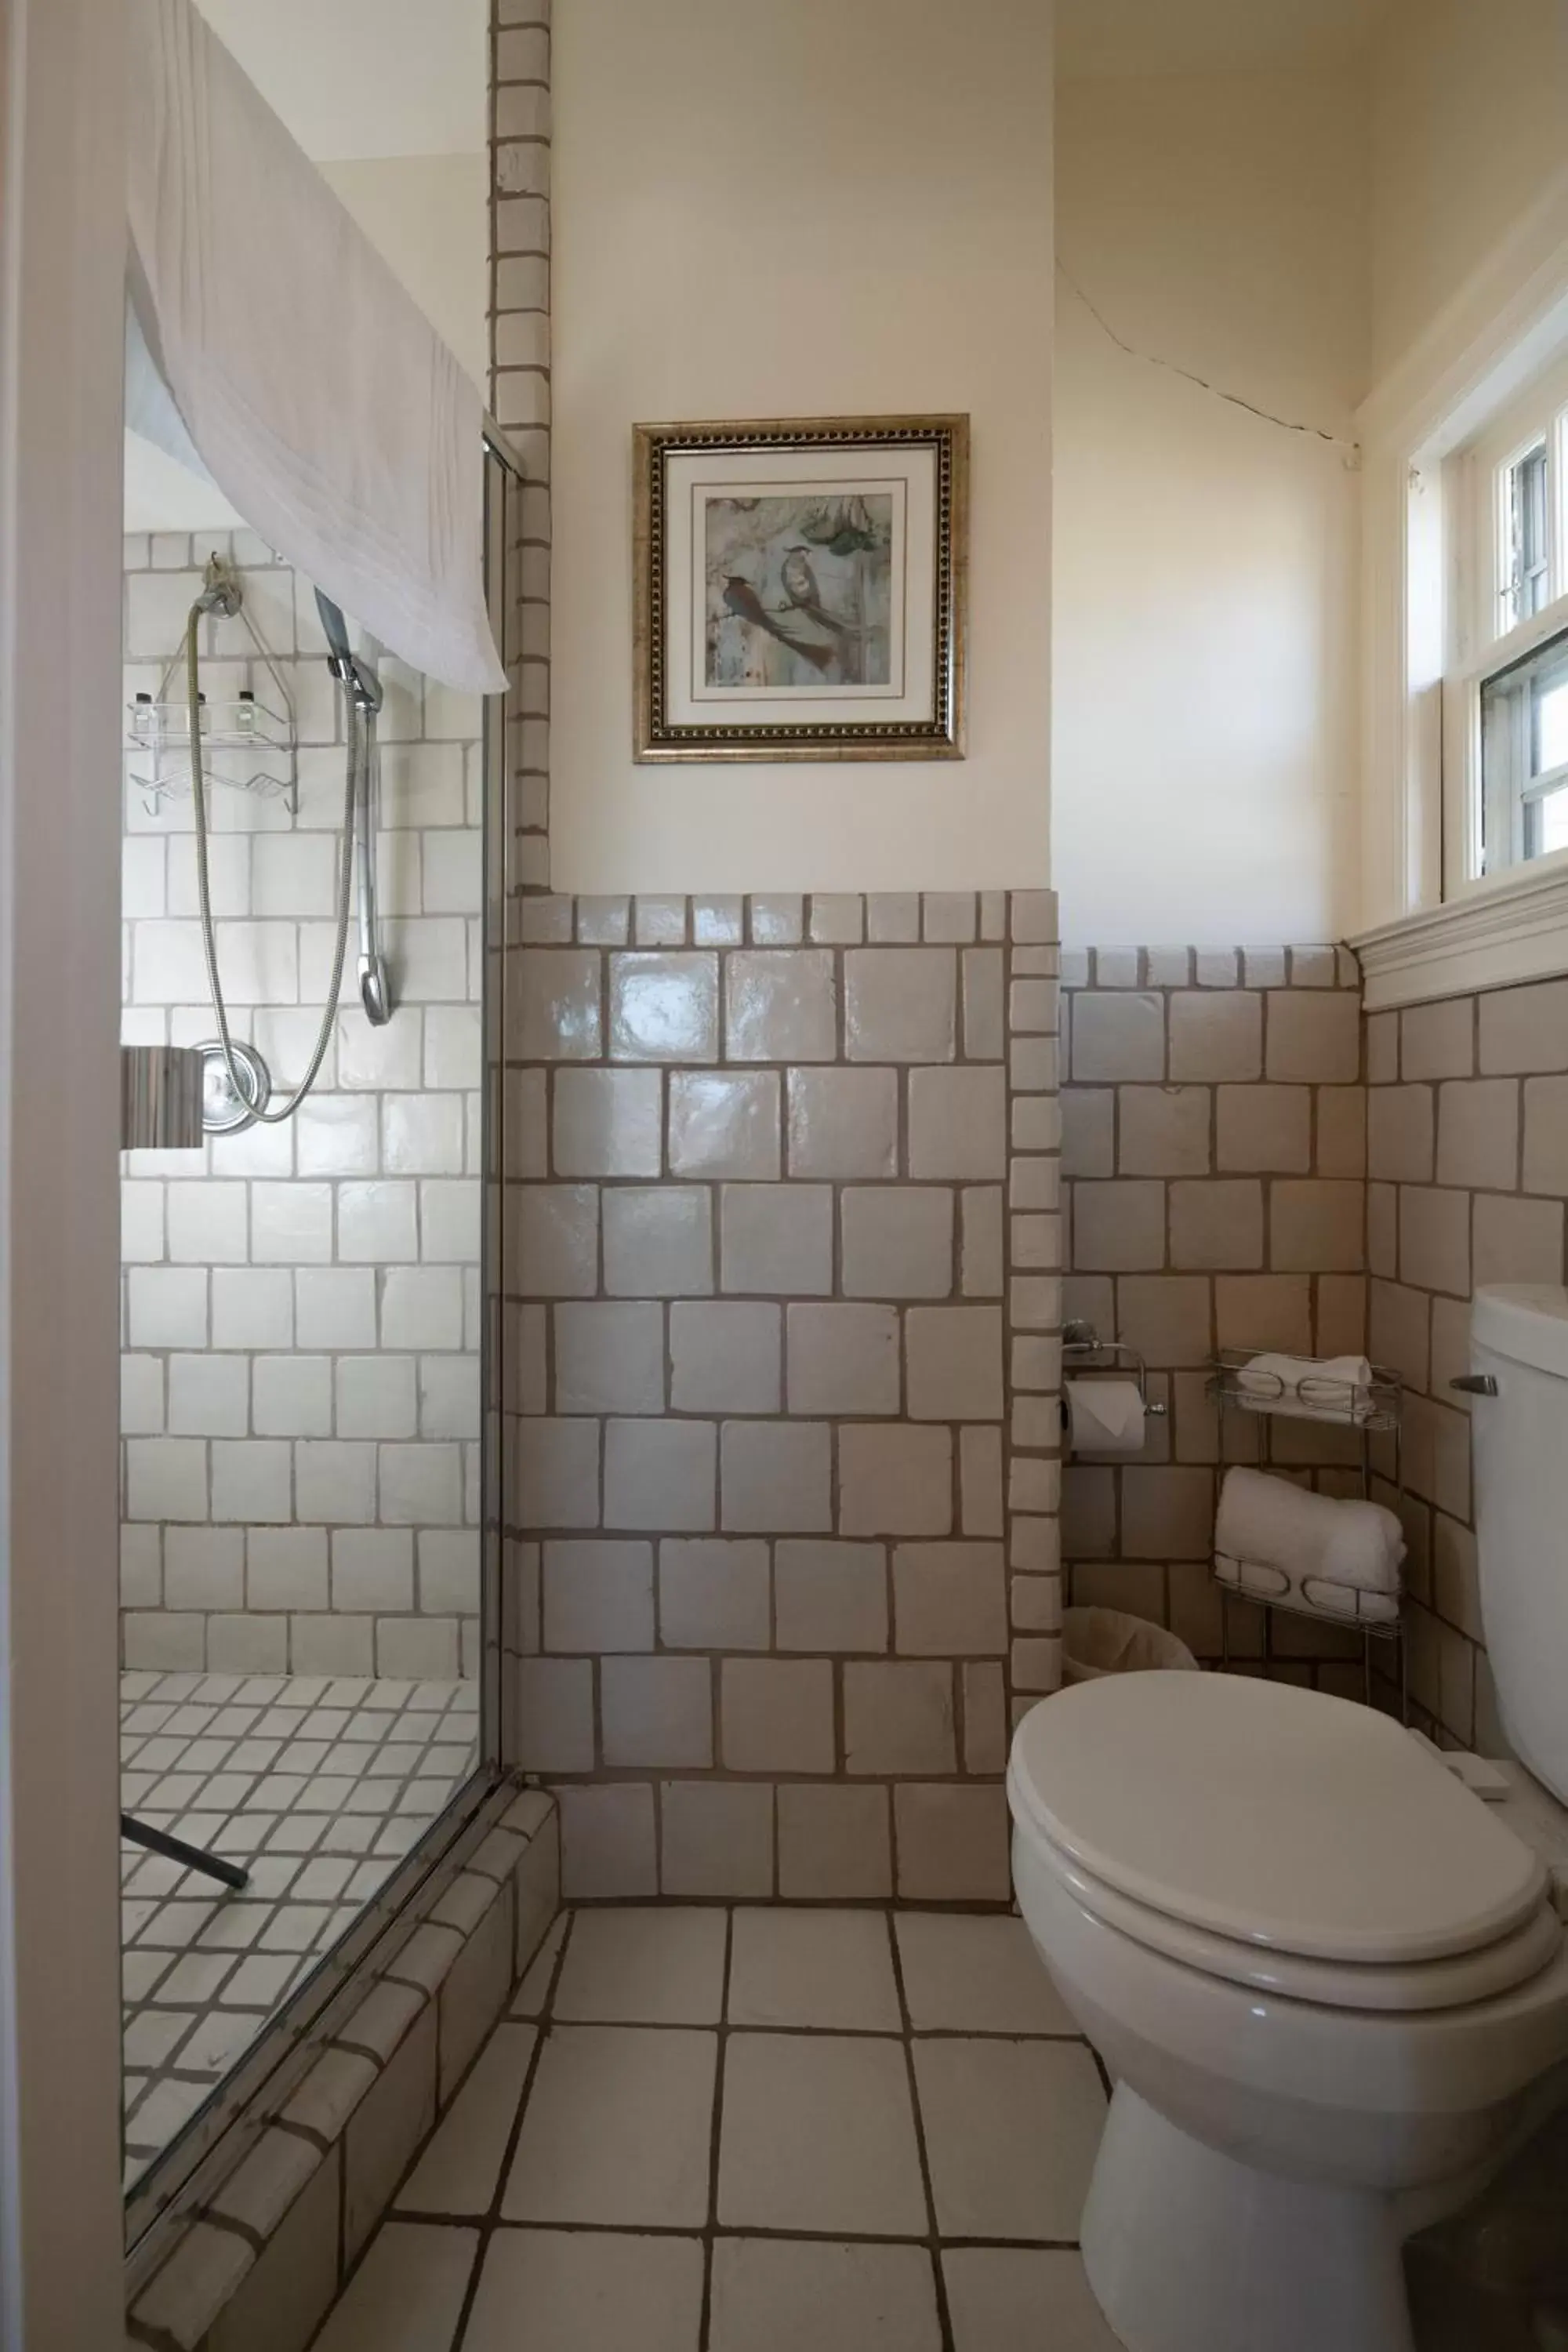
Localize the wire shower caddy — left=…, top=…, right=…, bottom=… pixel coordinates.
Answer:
left=125, top=559, right=297, bottom=814
left=1207, top=1350, right=1408, bottom=1719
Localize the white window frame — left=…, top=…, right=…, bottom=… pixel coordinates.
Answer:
left=1441, top=351, right=1568, bottom=898
left=1351, top=171, right=1568, bottom=1008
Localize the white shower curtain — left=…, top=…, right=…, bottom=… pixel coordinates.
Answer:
left=125, top=0, right=506, bottom=697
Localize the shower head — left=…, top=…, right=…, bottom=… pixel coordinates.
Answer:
left=314, top=589, right=383, bottom=715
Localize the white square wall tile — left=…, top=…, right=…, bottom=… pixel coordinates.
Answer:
left=379, top=1442, right=463, bottom=1526
left=121, top=1181, right=165, bottom=1264
left=336, top=1006, right=423, bottom=1090
left=418, top=1356, right=480, bottom=1439
left=420, top=1178, right=480, bottom=1262
left=212, top=1268, right=294, bottom=1348
left=166, top=1181, right=249, bottom=1264
left=210, top=1439, right=292, bottom=1524
left=296, top=1269, right=378, bottom=1350
left=251, top=1182, right=334, bottom=1265
left=125, top=1436, right=209, bottom=1524
left=294, top=1439, right=377, bottom=1523
left=127, top=1267, right=209, bottom=1348
left=338, top=1180, right=419, bottom=1262
left=121, top=1355, right=165, bottom=1436
left=381, top=1265, right=465, bottom=1350
left=383, top=1093, right=466, bottom=1175
left=336, top=1355, right=419, bottom=1439
left=252, top=1354, right=334, bottom=1437
left=166, top=1352, right=249, bottom=1436
left=294, top=1094, right=380, bottom=1178
left=332, top=1530, right=415, bottom=1613
left=423, top=1006, right=481, bottom=1091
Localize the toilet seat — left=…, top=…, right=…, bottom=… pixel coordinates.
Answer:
left=1009, top=1673, right=1551, bottom=1984
left=1020, top=1814, right=1563, bottom=2012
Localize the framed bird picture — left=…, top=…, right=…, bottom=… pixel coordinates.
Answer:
left=632, top=413, right=968, bottom=761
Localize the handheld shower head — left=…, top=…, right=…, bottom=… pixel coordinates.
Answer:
left=314, top=589, right=383, bottom=715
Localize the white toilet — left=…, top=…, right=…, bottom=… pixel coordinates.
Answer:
left=1008, top=1283, right=1568, bottom=2352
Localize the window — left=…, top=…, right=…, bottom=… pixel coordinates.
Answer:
left=1444, top=351, right=1568, bottom=888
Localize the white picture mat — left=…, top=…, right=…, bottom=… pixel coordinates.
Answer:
left=662, top=444, right=938, bottom=729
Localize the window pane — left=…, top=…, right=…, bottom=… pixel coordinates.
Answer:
left=1535, top=655, right=1568, bottom=773
left=1479, top=624, right=1568, bottom=876
left=1501, top=441, right=1552, bottom=629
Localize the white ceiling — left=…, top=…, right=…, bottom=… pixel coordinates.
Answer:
left=193, top=0, right=487, bottom=160
left=1056, top=0, right=1392, bottom=78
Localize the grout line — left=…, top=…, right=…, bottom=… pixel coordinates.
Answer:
left=697, top=1905, right=735, bottom=2350
left=887, top=1908, right=956, bottom=2352
left=445, top=1904, right=577, bottom=2351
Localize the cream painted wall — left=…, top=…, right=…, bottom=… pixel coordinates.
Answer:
left=1369, top=0, right=1568, bottom=387
left=1052, top=72, right=1369, bottom=946
left=550, top=0, right=1053, bottom=894
left=321, top=154, right=488, bottom=390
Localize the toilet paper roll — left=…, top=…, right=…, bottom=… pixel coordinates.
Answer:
left=1065, top=1377, right=1146, bottom=1458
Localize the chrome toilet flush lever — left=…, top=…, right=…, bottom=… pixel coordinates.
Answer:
left=1450, top=1374, right=1500, bottom=1396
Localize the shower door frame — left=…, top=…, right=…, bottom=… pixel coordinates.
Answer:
left=122, top=421, right=528, bottom=2270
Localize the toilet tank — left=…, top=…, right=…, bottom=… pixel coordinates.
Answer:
left=1471, top=1284, right=1568, bottom=1805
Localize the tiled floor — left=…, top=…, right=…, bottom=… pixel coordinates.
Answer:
left=312, top=1905, right=1120, bottom=2351
left=120, top=1670, right=477, bottom=2186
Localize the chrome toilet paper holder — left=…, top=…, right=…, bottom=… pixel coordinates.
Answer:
left=1062, top=1319, right=1167, bottom=1415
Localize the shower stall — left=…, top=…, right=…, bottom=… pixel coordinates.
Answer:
left=118, top=431, right=525, bottom=2240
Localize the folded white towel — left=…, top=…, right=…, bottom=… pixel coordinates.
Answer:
left=126, top=0, right=506, bottom=697
left=1234, top=1352, right=1376, bottom=1424
left=1214, top=1466, right=1405, bottom=1627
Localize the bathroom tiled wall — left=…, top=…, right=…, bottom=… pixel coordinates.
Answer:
left=119, top=538, right=484, bottom=1680
left=503, top=891, right=1061, bottom=1904
left=1366, top=978, right=1568, bottom=1751
left=490, top=0, right=551, bottom=898
left=1060, top=946, right=1371, bottom=1686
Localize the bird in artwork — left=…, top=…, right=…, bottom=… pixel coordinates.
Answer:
left=779, top=544, right=857, bottom=639
left=721, top=575, right=834, bottom=672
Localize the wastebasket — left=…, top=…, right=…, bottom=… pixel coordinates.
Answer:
left=1062, top=1606, right=1199, bottom=1682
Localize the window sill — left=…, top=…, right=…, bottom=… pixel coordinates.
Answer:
left=1352, top=858, right=1568, bottom=1008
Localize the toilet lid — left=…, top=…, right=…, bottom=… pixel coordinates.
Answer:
left=1009, top=1674, right=1548, bottom=1965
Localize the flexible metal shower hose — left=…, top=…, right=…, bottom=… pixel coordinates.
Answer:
left=186, top=599, right=358, bottom=1123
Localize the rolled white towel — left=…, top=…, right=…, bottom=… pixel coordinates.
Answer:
left=1233, top=1352, right=1376, bottom=1424
left=1215, top=1466, right=1405, bottom=1603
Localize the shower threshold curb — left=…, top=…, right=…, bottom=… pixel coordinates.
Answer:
left=126, top=1788, right=560, bottom=2352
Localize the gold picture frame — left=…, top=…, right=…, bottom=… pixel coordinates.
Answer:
left=633, top=412, right=968, bottom=762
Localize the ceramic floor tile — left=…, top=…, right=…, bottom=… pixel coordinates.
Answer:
left=913, top=2039, right=1105, bottom=2241
left=718, top=2031, right=927, bottom=2238
left=895, top=1913, right=1075, bottom=2035
left=551, top=1906, right=728, bottom=2024
left=727, top=1907, right=901, bottom=2032
left=311, top=2220, right=479, bottom=2352
left=502, top=2024, right=717, bottom=2227
left=397, top=2024, right=536, bottom=2217
left=463, top=2227, right=705, bottom=2352
left=510, top=1915, right=568, bottom=2018
left=942, top=2248, right=1123, bottom=2350
left=709, top=2236, right=942, bottom=2352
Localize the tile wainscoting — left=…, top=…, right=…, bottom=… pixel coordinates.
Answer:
left=1366, top=977, right=1568, bottom=1751
left=1060, top=946, right=1372, bottom=1689
left=503, top=891, right=1062, bottom=1904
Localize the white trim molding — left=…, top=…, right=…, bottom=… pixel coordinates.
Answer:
left=1352, top=858, right=1568, bottom=1009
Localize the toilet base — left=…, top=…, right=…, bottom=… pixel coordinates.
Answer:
left=1081, top=2085, right=1415, bottom=2352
